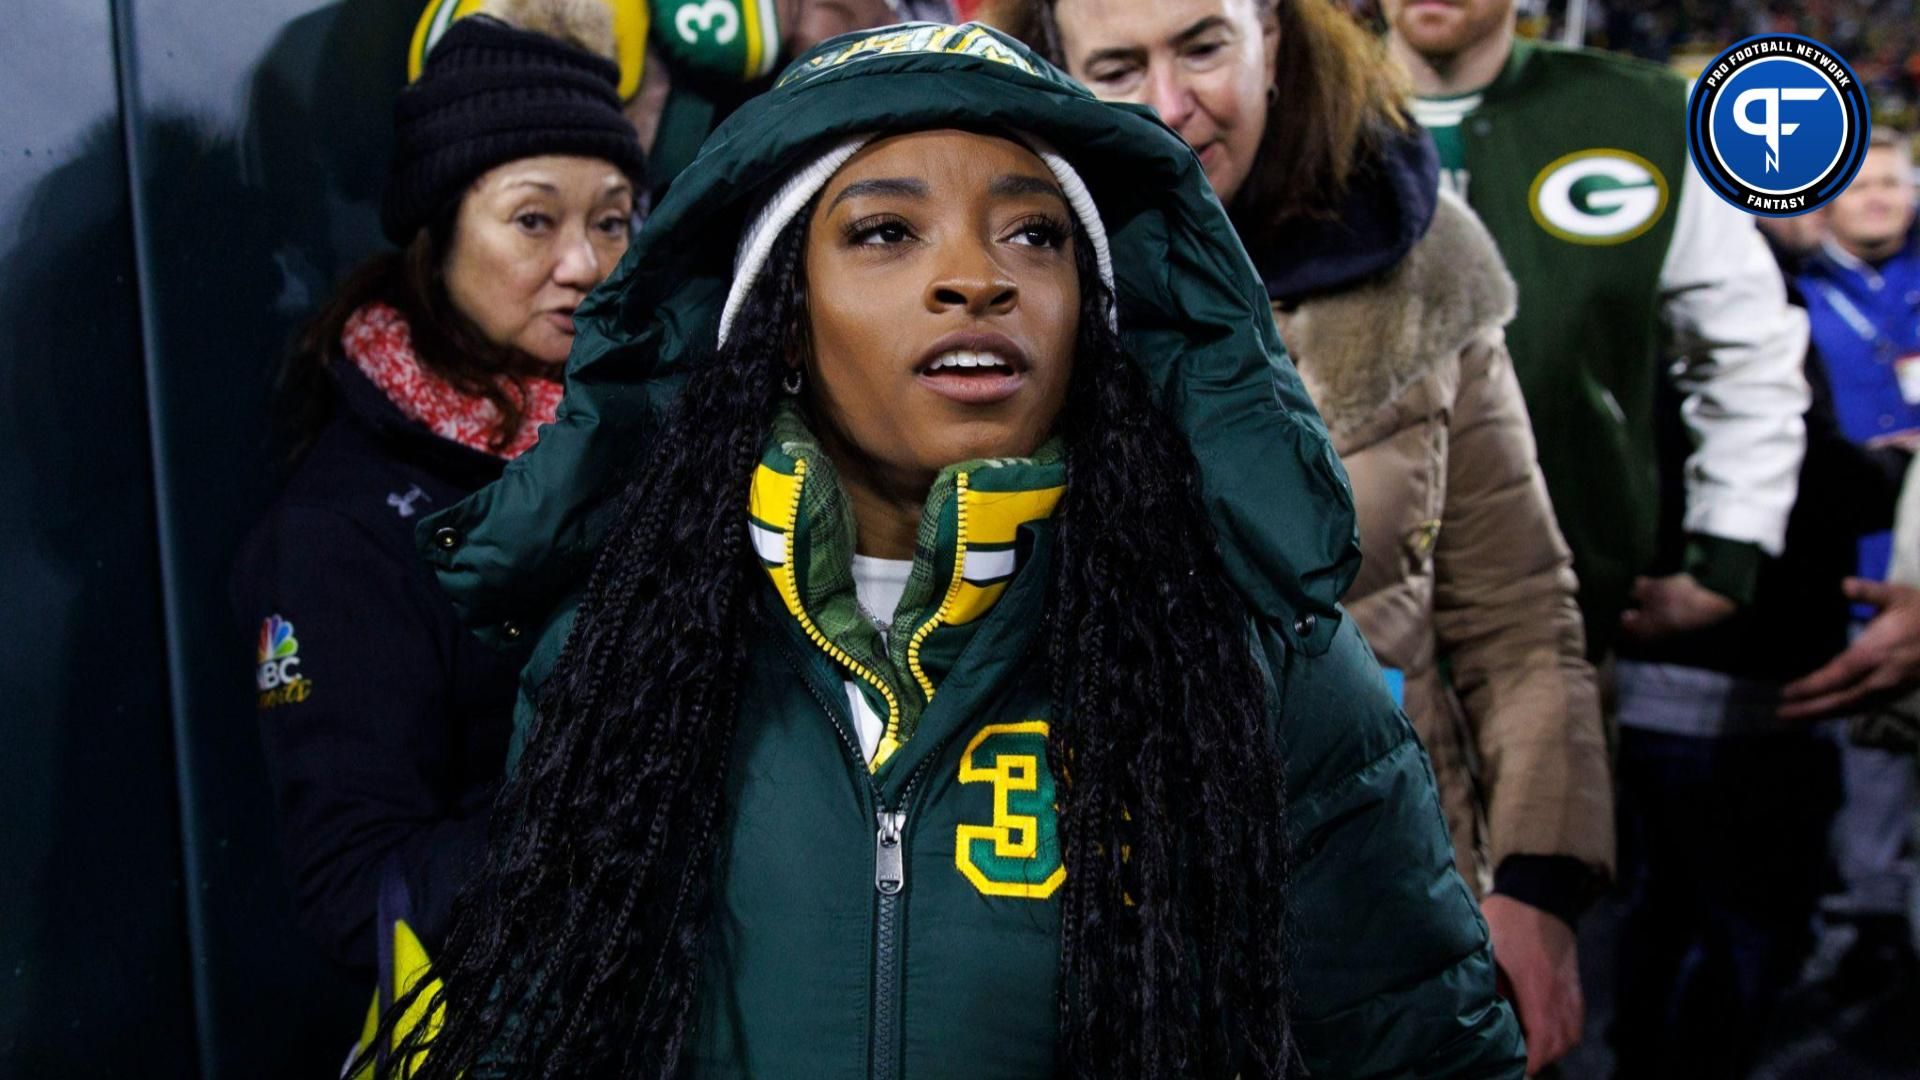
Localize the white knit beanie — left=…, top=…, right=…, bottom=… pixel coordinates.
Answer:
left=716, top=131, right=1116, bottom=346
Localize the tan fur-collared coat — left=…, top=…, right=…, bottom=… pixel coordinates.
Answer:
left=1276, top=193, right=1614, bottom=892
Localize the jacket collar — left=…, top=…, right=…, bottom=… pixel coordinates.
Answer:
left=1277, top=193, right=1516, bottom=443
left=1814, top=234, right=1884, bottom=287
left=328, top=355, right=506, bottom=489
left=1809, top=226, right=1920, bottom=288
left=1476, top=36, right=1540, bottom=108
left=1252, top=122, right=1440, bottom=305
left=747, top=404, right=1064, bottom=771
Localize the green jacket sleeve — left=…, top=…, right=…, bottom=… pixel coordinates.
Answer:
left=1116, top=193, right=1362, bottom=660
left=1269, top=618, right=1526, bottom=1078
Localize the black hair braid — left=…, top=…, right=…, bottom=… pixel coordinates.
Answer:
left=371, top=209, right=1293, bottom=1078
left=1045, top=236, right=1295, bottom=1077
left=364, top=216, right=810, bottom=1080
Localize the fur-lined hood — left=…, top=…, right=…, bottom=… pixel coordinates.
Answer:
left=1279, top=193, right=1517, bottom=440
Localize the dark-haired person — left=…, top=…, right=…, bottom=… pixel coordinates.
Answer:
left=1787, top=127, right=1920, bottom=994
left=990, top=0, right=1607, bottom=1071
left=380, top=22, right=1522, bottom=1079
left=230, top=0, right=644, bottom=974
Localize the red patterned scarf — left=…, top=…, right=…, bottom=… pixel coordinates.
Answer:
left=341, top=301, right=563, bottom=459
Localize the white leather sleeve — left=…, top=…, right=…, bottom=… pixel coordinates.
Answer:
left=1658, top=159, right=1811, bottom=555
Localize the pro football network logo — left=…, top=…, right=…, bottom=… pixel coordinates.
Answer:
left=1687, top=34, right=1870, bottom=216
left=256, top=614, right=313, bottom=708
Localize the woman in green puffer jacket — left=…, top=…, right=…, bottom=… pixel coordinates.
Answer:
left=374, top=22, right=1522, bottom=1080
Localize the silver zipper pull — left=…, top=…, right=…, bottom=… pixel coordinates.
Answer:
left=875, top=810, right=907, bottom=896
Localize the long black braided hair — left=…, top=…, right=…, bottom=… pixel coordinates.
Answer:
left=377, top=195, right=1296, bottom=1079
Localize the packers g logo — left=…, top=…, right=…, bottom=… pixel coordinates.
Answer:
left=955, top=720, right=1065, bottom=900
left=1528, top=150, right=1670, bottom=246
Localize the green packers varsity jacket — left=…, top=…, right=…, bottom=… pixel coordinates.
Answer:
left=420, top=23, right=1523, bottom=1077
left=1428, top=39, right=1808, bottom=656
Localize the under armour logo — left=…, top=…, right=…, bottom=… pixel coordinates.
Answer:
left=387, top=485, right=430, bottom=518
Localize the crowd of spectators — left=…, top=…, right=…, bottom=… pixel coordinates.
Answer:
left=1552, top=0, right=1918, bottom=123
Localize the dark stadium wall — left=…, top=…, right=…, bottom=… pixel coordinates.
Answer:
left=1, top=1, right=416, bottom=1075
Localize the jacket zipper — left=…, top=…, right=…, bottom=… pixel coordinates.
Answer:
left=771, top=626, right=936, bottom=1068
left=904, top=470, right=969, bottom=700
left=780, top=458, right=907, bottom=770
left=782, top=648, right=934, bottom=1080
left=868, top=758, right=933, bottom=1080
left=870, top=806, right=907, bottom=1080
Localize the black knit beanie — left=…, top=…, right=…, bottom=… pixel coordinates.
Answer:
left=382, top=14, right=647, bottom=244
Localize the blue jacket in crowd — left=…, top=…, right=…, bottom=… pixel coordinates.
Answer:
left=1799, top=225, right=1920, bottom=582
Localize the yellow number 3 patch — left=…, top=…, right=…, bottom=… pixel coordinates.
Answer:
left=955, top=720, right=1066, bottom=899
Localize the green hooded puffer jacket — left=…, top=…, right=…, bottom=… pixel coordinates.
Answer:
left=417, top=21, right=1524, bottom=1078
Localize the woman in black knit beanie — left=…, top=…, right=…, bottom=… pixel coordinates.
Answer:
left=231, top=0, right=643, bottom=998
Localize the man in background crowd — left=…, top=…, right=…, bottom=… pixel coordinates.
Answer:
left=1384, top=0, right=1814, bottom=1073
left=1786, top=128, right=1920, bottom=991
left=1386, top=0, right=1808, bottom=659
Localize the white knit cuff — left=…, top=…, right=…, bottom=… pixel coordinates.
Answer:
left=1019, top=134, right=1114, bottom=317
left=717, top=130, right=1116, bottom=348
left=718, top=134, right=874, bottom=347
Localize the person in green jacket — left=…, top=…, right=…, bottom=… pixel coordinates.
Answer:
left=1386, top=0, right=1810, bottom=661
left=1385, top=5, right=1815, bottom=1075
left=379, top=22, right=1522, bottom=1079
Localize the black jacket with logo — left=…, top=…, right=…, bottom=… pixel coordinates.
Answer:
left=230, top=357, right=518, bottom=970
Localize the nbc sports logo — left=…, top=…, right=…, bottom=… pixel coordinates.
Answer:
left=256, top=614, right=313, bottom=708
